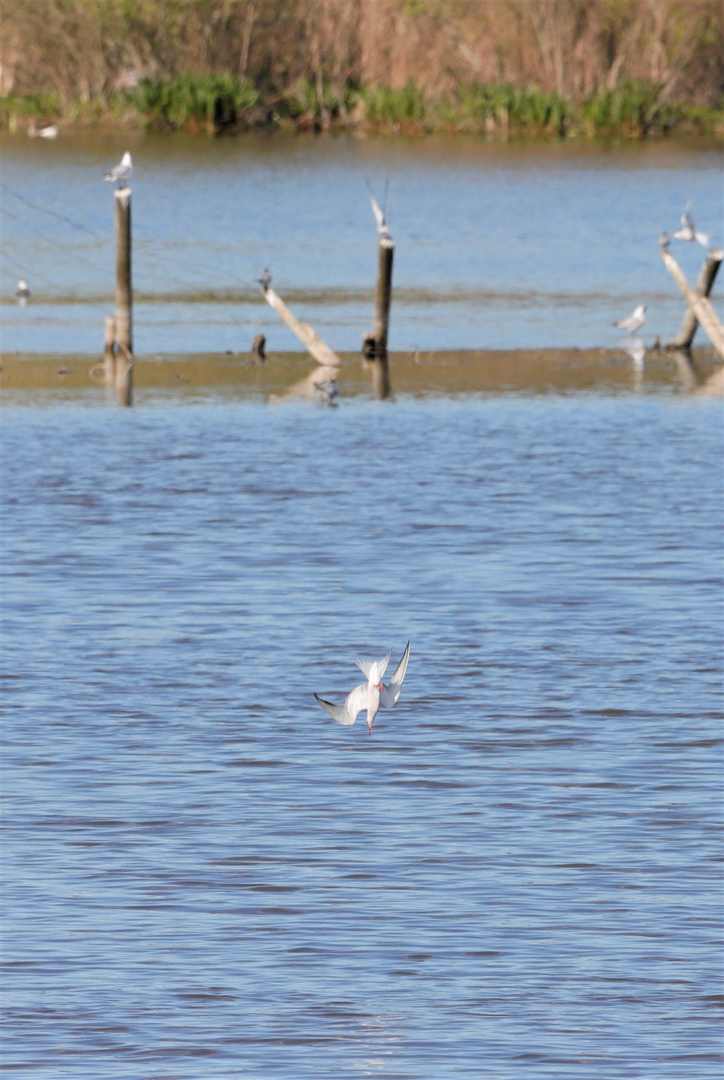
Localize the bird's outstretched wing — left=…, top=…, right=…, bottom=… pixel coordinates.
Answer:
left=366, top=181, right=390, bottom=236
left=355, top=651, right=391, bottom=683
left=315, top=682, right=369, bottom=726
left=380, top=641, right=410, bottom=708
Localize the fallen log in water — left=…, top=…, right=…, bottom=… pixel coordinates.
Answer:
left=261, top=286, right=341, bottom=368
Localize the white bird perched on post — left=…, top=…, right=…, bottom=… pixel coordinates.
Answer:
left=315, top=641, right=411, bottom=734
left=104, top=151, right=133, bottom=188
left=366, top=180, right=390, bottom=237
left=672, top=202, right=709, bottom=248
left=613, top=304, right=646, bottom=334
left=15, top=279, right=31, bottom=305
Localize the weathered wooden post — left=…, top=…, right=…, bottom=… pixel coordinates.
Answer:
left=261, top=284, right=342, bottom=367
left=372, top=235, right=394, bottom=357
left=660, top=247, right=724, bottom=359
left=362, top=234, right=394, bottom=400
left=103, top=315, right=117, bottom=385
left=669, top=248, right=722, bottom=350
left=114, top=187, right=133, bottom=405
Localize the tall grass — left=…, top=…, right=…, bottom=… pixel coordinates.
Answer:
left=581, top=82, right=669, bottom=137
left=131, top=74, right=259, bottom=132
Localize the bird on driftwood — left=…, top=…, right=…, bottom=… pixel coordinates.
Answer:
left=104, top=151, right=133, bottom=188
left=671, top=202, right=709, bottom=248
left=613, top=304, right=646, bottom=334
left=15, top=280, right=31, bottom=305
left=257, top=268, right=272, bottom=291
left=366, top=180, right=390, bottom=237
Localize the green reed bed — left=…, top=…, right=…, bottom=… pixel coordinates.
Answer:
left=2, top=76, right=722, bottom=139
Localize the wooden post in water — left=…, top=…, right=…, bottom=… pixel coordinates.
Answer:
left=372, top=236, right=394, bottom=357
left=668, top=248, right=722, bottom=350
left=661, top=247, right=724, bottom=360
left=114, top=187, right=133, bottom=405
left=362, top=234, right=394, bottom=399
left=103, top=315, right=117, bottom=385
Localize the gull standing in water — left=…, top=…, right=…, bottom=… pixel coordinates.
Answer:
left=15, top=280, right=31, bottom=305
left=313, top=377, right=339, bottom=407
left=28, top=120, right=59, bottom=138
left=672, top=202, right=709, bottom=247
left=315, top=641, right=411, bottom=734
left=613, top=304, right=646, bottom=334
left=104, top=151, right=133, bottom=188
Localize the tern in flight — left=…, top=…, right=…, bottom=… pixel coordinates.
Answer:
left=613, top=304, right=646, bottom=334
left=104, top=151, right=133, bottom=188
left=366, top=180, right=390, bottom=237
left=315, top=641, right=411, bottom=734
left=672, top=202, right=709, bottom=247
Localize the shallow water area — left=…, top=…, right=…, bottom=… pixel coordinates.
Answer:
left=1, top=346, right=722, bottom=408
left=1, top=131, right=722, bottom=354
left=2, top=381, right=722, bottom=1076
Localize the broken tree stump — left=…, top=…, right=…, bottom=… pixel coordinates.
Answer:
left=661, top=247, right=724, bottom=360
left=668, top=247, right=722, bottom=351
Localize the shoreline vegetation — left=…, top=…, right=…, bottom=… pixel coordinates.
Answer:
left=2, top=0, right=723, bottom=139
left=3, top=76, right=723, bottom=139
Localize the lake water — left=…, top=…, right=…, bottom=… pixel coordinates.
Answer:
left=1, top=132, right=722, bottom=354
left=2, top=394, right=723, bottom=1077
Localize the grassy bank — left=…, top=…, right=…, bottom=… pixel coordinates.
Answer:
left=2, top=76, right=722, bottom=138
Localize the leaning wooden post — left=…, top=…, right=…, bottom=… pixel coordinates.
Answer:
left=669, top=248, right=722, bottom=350
left=103, top=315, right=117, bottom=385
left=114, top=187, right=133, bottom=405
left=261, top=286, right=341, bottom=367
left=660, top=247, right=724, bottom=360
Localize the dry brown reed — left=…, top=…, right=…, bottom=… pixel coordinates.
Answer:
left=1, top=0, right=721, bottom=112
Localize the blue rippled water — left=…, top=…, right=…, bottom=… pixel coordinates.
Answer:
left=2, top=395, right=722, bottom=1077
left=1, top=133, right=721, bottom=353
